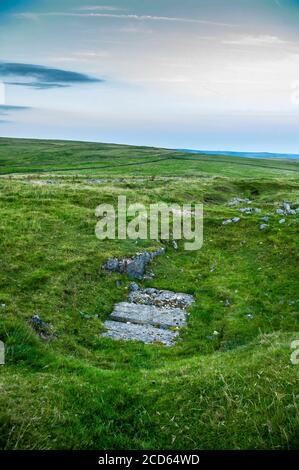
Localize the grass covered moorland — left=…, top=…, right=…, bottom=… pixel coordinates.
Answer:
left=0, top=137, right=298, bottom=450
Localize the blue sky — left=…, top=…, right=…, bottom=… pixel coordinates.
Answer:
left=0, top=0, right=299, bottom=152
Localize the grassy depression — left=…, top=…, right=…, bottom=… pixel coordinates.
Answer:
left=0, top=138, right=298, bottom=449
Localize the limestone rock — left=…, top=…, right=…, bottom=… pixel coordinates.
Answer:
left=227, top=198, right=251, bottom=206
left=128, top=288, right=194, bottom=309
left=110, top=302, right=187, bottom=328
left=102, top=320, right=179, bottom=346
left=104, top=248, right=166, bottom=280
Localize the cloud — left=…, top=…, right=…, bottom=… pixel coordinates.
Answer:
left=0, top=62, right=103, bottom=89
left=16, top=12, right=236, bottom=28
left=5, top=81, right=69, bottom=89
left=222, top=35, right=288, bottom=46
left=45, top=51, right=109, bottom=64
left=0, top=104, right=30, bottom=119
left=76, top=5, right=124, bottom=11
left=15, top=12, right=39, bottom=21
left=0, top=105, right=30, bottom=115
left=120, top=25, right=153, bottom=34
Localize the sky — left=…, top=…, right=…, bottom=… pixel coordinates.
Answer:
left=0, top=0, right=299, bottom=153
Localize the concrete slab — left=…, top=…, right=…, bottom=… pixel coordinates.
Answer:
left=110, top=302, right=187, bottom=328
left=102, top=320, right=179, bottom=346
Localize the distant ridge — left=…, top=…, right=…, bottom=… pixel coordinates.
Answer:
left=178, top=149, right=299, bottom=160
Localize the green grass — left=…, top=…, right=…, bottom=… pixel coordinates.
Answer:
left=0, top=138, right=298, bottom=450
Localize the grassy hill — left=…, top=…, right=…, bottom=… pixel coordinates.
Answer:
left=0, top=138, right=298, bottom=449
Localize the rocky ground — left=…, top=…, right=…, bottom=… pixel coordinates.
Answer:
left=103, top=284, right=194, bottom=346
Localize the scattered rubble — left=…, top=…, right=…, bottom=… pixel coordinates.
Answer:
left=129, top=282, right=139, bottom=292
left=128, top=288, right=194, bottom=309
left=29, top=315, right=54, bottom=339
left=24, top=180, right=58, bottom=186
left=86, top=178, right=125, bottom=184
left=238, top=207, right=261, bottom=214
left=276, top=203, right=298, bottom=216
left=222, top=219, right=233, bottom=225
left=222, top=217, right=240, bottom=225
left=227, top=198, right=252, bottom=206
left=237, top=207, right=253, bottom=214
left=104, top=248, right=166, bottom=280
left=223, top=197, right=298, bottom=231
left=102, top=288, right=194, bottom=346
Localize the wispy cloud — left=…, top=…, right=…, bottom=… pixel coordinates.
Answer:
left=0, top=105, right=30, bottom=114
left=0, top=62, right=103, bottom=89
left=45, top=51, right=110, bottom=65
left=5, top=81, right=69, bottom=89
left=76, top=5, right=124, bottom=12
left=16, top=12, right=39, bottom=21
left=74, top=51, right=109, bottom=58
left=119, top=25, right=154, bottom=34
left=222, top=35, right=288, bottom=46
left=16, top=12, right=236, bottom=28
